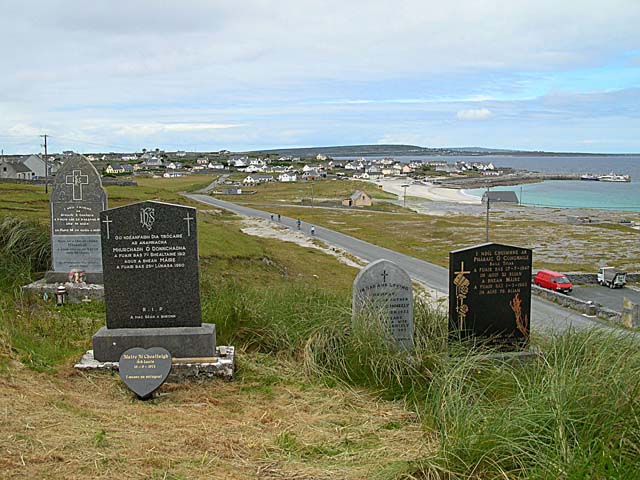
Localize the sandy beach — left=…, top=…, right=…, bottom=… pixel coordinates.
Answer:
left=374, top=178, right=481, bottom=205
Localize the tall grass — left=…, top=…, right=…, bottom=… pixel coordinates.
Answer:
left=0, top=215, right=50, bottom=282
left=0, top=215, right=103, bottom=371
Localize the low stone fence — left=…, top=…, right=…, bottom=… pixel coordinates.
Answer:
left=531, top=285, right=638, bottom=327
left=532, top=285, right=597, bottom=316
left=562, top=272, right=640, bottom=284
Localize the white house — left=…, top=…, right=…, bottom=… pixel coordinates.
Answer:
left=208, top=162, right=225, bottom=170
left=232, top=158, right=248, bottom=168
left=278, top=173, right=297, bottom=182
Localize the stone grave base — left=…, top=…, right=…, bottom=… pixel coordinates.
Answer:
left=449, top=346, right=544, bottom=365
left=92, top=323, right=216, bottom=362
left=21, top=279, right=104, bottom=303
left=44, top=271, right=103, bottom=284
left=75, top=345, right=235, bottom=381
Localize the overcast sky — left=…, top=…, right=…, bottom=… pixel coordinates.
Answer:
left=1, top=0, right=639, bottom=154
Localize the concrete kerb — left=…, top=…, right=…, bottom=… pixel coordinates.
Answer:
left=75, top=345, right=236, bottom=381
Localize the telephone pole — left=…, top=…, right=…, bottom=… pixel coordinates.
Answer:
left=40, top=134, right=49, bottom=193
left=485, top=186, right=490, bottom=242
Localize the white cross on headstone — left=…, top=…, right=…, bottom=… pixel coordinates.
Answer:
left=102, top=216, right=113, bottom=239
left=65, top=169, right=89, bottom=201
left=183, top=212, right=194, bottom=237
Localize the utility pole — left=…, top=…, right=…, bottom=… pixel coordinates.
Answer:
left=519, top=185, right=523, bottom=206
left=401, top=184, right=409, bottom=208
left=485, top=186, right=490, bottom=242
left=40, top=134, right=48, bottom=193
left=311, top=182, right=314, bottom=208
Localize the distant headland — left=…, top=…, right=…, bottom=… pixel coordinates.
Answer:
left=247, top=144, right=638, bottom=157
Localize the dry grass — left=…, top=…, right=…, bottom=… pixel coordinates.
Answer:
left=0, top=356, right=430, bottom=480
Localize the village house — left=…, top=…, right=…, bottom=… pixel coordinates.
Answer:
left=0, top=160, right=33, bottom=179
left=342, top=190, right=372, bottom=207
left=208, top=162, right=225, bottom=170
left=141, top=157, right=164, bottom=169
left=243, top=174, right=274, bottom=185
left=231, top=158, right=248, bottom=168
left=104, top=163, right=134, bottom=174
left=278, top=172, right=297, bottom=182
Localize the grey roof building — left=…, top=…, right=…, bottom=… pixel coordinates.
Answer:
left=482, top=190, right=519, bottom=204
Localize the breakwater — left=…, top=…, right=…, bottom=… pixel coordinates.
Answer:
left=439, top=173, right=581, bottom=189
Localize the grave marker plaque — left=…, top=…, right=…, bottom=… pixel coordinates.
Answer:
left=48, top=155, right=107, bottom=281
left=353, top=259, right=414, bottom=349
left=119, top=347, right=172, bottom=398
left=449, top=243, right=532, bottom=347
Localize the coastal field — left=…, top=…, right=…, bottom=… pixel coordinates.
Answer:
left=230, top=177, right=640, bottom=273
left=1, top=177, right=639, bottom=479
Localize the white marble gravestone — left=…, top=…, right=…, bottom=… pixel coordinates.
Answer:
left=352, top=259, right=414, bottom=349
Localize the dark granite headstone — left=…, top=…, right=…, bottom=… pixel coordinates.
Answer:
left=449, top=243, right=532, bottom=348
left=353, top=259, right=414, bottom=349
left=119, top=347, right=172, bottom=398
left=92, top=200, right=216, bottom=361
left=101, top=201, right=201, bottom=329
left=47, top=154, right=107, bottom=283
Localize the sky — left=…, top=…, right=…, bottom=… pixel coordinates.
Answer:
left=1, top=0, right=640, bottom=154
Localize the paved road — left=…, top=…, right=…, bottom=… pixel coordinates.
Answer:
left=195, top=174, right=230, bottom=193
left=572, top=285, right=640, bottom=312
left=185, top=194, right=619, bottom=334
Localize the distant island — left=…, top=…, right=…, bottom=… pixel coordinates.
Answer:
left=247, top=144, right=637, bottom=157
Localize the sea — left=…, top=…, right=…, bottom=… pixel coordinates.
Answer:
left=337, top=155, right=640, bottom=212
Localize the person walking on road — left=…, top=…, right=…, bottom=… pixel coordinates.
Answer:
left=310, top=225, right=315, bottom=236
left=296, top=219, right=301, bottom=230
left=277, top=214, right=281, bottom=222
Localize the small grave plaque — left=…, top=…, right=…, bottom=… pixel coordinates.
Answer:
left=100, top=201, right=201, bottom=329
left=49, top=154, right=107, bottom=280
left=449, top=243, right=532, bottom=347
left=353, top=259, right=414, bottom=349
left=119, top=347, right=172, bottom=398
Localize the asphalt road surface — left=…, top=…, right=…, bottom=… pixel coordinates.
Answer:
left=571, top=285, right=640, bottom=312
left=185, top=194, right=624, bottom=334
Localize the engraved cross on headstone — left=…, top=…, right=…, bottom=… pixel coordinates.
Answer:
left=65, top=169, right=89, bottom=201
left=102, top=216, right=113, bottom=239
left=381, top=270, right=388, bottom=282
left=183, top=212, right=194, bottom=237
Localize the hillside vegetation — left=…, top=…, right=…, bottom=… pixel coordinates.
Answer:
left=1, top=179, right=639, bottom=479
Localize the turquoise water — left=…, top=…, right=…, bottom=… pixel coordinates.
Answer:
left=465, top=180, right=640, bottom=212
left=337, top=154, right=640, bottom=212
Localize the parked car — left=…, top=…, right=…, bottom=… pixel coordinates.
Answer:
left=597, top=267, right=627, bottom=289
left=534, top=270, right=573, bottom=294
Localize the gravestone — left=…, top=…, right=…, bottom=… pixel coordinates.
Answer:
left=92, top=200, right=216, bottom=361
left=119, top=347, right=172, bottom=399
left=46, top=154, right=107, bottom=283
left=353, top=259, right=414, bottom=349
left=449, top=243, right=532, bottom=348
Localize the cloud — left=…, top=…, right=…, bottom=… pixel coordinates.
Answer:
left=113, top=123, right=245, bottom=136
left=1, top=1, right=640, bottom=152
left=456, top=108, right=494, bottom=121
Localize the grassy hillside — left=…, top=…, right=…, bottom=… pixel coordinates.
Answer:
left=1, top=180, right=639, bottom=479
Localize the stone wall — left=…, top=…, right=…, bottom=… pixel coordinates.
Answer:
left=533, top=272, right=640, bottom=284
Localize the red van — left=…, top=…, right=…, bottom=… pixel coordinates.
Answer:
left=534, top=270, right=573, bottom=294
